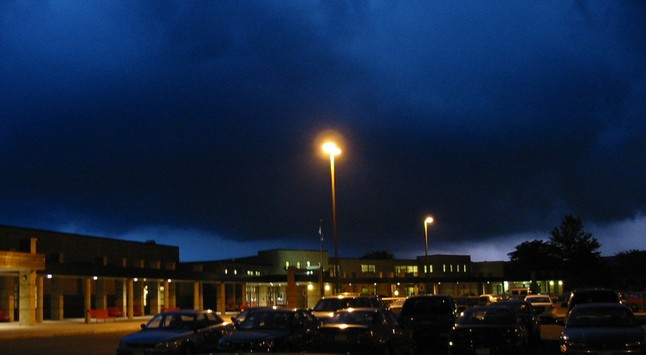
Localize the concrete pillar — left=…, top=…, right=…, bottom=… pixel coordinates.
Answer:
left=83, top=277, right=92, bottom=324
left=36, top=275, right=44, bottom=323
left=133, top=280, right=144, bottom=316
left=18, top=270, right=37, bottom=325
left=149, top=281, right=160, bottom=314
left=167, top=281, right=176, bottom=309
left=163, top=280, right=170, bottom=310
left=0, top=277, right=16, bottom=322
left=287, top=266, right=296, bottom=308
left=115, top=279, right=126, bottom=316
left=50, top=278, right=64, bottom=320
left=218, top=283, right=226, bottom=316
left=95, top=279, right=107, bottom=309
left=193, top=281, right=202, bottom=310
left=127, top=279, right=134, bottom=320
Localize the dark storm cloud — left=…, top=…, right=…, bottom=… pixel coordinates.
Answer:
left=1, top=1, right=644, bottom=259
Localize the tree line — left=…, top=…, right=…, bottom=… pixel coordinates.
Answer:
left=507, top=214, right=646, bottom=291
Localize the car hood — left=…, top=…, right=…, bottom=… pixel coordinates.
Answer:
left=120, top=329, right=193, bottom=344
left=223, top=329, right=289, bottom=342
left=564, top=326, right=644, bottom=343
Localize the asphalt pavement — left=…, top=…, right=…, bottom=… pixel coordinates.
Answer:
left=0, top=317, right=150, bottom=340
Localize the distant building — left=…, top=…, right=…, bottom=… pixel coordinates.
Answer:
left=0, top=224, right=564, bottom=326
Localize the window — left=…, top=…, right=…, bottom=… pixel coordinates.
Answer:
left=306, top=261, right=311, bottom=268
left=285, top=261, right=290, bottom=269
left=296, top=261, right=301, bottom=269
left=361, top=264, right=376, bottom=273
left=443, top=264, right=446, bottom=272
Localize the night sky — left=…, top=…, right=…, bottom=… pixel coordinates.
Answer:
left=1, top=1, right=645, bottom=262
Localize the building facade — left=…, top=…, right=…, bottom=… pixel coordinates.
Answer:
left=0, top=225, right=564, bottom=325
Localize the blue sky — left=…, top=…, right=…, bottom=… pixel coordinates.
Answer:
left=1, top=1, right=644, bottom=262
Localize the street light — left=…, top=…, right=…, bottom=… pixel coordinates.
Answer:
left=322, top=141, right=341, bottom=293
left=424, top=216, right=434, bottom=294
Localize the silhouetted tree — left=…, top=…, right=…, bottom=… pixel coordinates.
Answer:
left=548, top=215, right=608, bottom=289
left=361, top=250, right=394, bottom=259
left=507, top=239, right=561, bottom=279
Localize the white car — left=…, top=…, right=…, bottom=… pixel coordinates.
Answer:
left=524, top=294, right=554, bottom=320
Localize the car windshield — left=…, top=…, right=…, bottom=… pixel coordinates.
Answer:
left=327, top=311, right=375, bottom=326
left=568, top=307, right=637, bottom=327
left=145, top=313, right=195, bottom=330
left=458, top=308, right=513, bottom=325
left=528, top=297, right=551, bottom=303
left=313, top=298, right=350, bottom=311
left=239, top=311, right=291, bottom=330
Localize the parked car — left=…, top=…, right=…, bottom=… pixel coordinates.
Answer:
left=524, top=294, right=555, bottom=321
left=116, top=309, right=233, bottom=355
left=488, top=299, right=541, bottom=344
left=311, top=294, right=383, bottom=322
left=216, top=307, right=320, bottom=352
left=563, top=288, right=621, bottom=315
left=623, top=291, right=646, bottom=312
left=398, top=295, right=458, bottom=349
left=448, top=306, right=529, bottom=355
left=312, top=307, right=414, bottom=354
left=559, top=303, right=646, bottom=354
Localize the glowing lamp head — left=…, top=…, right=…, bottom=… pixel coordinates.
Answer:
left=322, top=142, right=341, bottom=156
left=424, top=216, right=434, bottom=225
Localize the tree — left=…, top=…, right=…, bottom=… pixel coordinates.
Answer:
left=361, top=250, right=394, bottom=259
left=548, top=215, right=608, bottom=289
left=508, top=239, right=561, bottom=276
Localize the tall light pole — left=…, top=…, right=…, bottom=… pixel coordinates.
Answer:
left=424, top=216, right=434, bottom=295
left=322, top=141, right=341, bottom=293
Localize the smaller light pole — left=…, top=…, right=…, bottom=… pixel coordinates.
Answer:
left=424, top=216, right=434, bottom=294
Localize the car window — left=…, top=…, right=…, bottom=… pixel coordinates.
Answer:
left=528, top=296, right=551, bottom=303
left=314, top=299, right=347, bottom=311
left=206, top=312, right=223, bottom=325
left=458, top=308, right=513, bottom=325
left=241, top=311, right=291, bottom=330
left=401, top=297, right=453, bottom=316
left=328, top=311, right=374, bottom=326
left=568, top=307, right=637, bottom=327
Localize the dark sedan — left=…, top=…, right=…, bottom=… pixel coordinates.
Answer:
left=448, top=306, right=529, bottom=355
left=116, top=309, right=233, bottom=355
left=559, top=303, right=646, bottom=354
left=216, top=307, right=320, bottom=352
left=312, top=307, right=413, bottom=354
left=488, top=299, right=541, bottom=343
left=399, top=295, right=458, bottom=349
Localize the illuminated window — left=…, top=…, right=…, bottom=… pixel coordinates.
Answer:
left=224, top=269, right=228, bottom=274
left=297, top=261, right=301, bottom=269
left=361, top=264, right=376, bottom=273
left=306, top=261, right=311, bottom=268
left=443, top=264, right=446, bottom=272
left=247, top=270, right=254, bottom=276
left=430, top=264, right=433, bottom=273
left=464, top=264, right=467, bottom=272
left=450, top=264, right=453, bottom=272
left=285, top=261, right=290, bottom=269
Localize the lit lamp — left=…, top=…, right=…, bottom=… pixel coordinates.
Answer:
left=322, top=141, right=341, bottom=293
left=424, top=216, right=434, bottom=294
